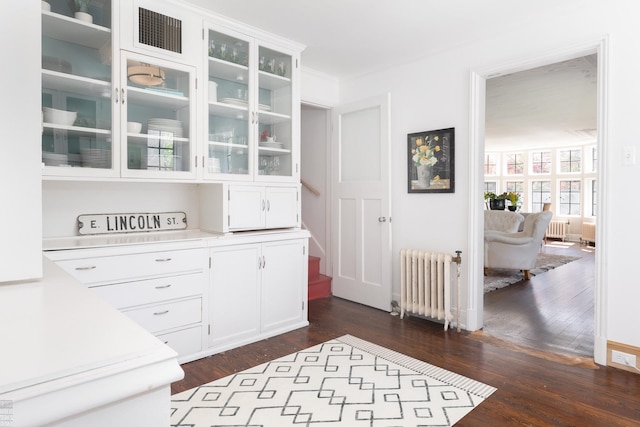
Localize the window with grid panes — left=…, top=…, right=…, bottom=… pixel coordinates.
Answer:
left=559, top=149, right=581, bottom=173
left=505, top=153, right=524, bottom=174
left=531, top=180, right=551, bottom=212
left=484, top=181, right=497, bottom=194
left=531, top=151, right=551, bottom=174
left=484, top=153, right=498, bottom=175
left=559, top=180, right=581, bottom=215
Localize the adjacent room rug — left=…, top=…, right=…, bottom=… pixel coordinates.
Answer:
left=484, top=252, right=579, bottom=293
left=170, top=335, right=496, bottom=426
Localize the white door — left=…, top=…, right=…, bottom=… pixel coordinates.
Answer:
left=331, top=94, right=392, bottom=311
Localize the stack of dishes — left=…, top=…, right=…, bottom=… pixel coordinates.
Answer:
left=260, top=141, right=285, bottom=149
left=80, top=148, right=111, bottom=168
left=147, top=118, right=183, bottom=138
left=42, top=152, right=68, bottom=167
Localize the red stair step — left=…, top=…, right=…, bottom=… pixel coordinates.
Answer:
left=308, top=256, right=321, bottom=280
left=308, top=273, right=332, bottom=301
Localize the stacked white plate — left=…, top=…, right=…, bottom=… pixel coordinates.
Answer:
left=80, top=148, right=111, bottom=168
left=147, top=118, right=184, bottom=138
left=42, top=152, right=68, bottom=166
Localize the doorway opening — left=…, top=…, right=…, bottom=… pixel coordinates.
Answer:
left=469, top=40, right=608, bottom=365
left=482, top=55, right=597, bottom=358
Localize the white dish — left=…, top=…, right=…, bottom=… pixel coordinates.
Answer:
left=260, top=142, right=284, bottom=149
left=218, top=98, right=272, bottom=112
left=127, top=122, right=142, bottom=133
left=43, top=108, right=77, bottom=126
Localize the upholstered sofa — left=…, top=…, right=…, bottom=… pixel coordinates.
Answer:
left=484, top=211, right=553, bottom=280
left=484, top=210, right=524, bottom=233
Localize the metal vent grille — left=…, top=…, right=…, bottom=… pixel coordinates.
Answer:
left=138, top=8, right=182, bottom=54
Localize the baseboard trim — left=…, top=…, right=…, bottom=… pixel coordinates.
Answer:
left=607, top=340, right=640, bottom=374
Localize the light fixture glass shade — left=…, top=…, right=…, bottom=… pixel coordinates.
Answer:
left=127, top=65, right=165, bottom=86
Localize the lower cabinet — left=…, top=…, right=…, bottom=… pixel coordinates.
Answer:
left=48, top=245, right=208, bottom=362
left=208, top=237, right=308, bottom=352
left=46, top=232, right=309, bottom=364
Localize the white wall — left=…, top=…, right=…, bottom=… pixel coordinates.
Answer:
left=42, top=181, right=200, bottom=238
left=339, top=0, right=640, bottom=349
left=301, top=106, right=329, bottom=274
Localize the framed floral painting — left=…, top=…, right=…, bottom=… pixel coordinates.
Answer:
left=407, top=127, right=455, bottom=193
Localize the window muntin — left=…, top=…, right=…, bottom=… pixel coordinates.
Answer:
left=484, top=181, right=497, bottom=194
left=531, top=180, right=551, bottom=212
left=531, top=151, right=551, bottom=174
left=505, top=153, right=524, bottom=175
left=559, top=180, right=581, bottom=215
left=484, top=153, right=498, bottom=175
left=559, top=148, right=581, bottom=173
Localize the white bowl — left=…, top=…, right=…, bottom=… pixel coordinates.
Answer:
left=127, top=122, right=142, bottom=133
left=43, top=108, right=77, bottom=126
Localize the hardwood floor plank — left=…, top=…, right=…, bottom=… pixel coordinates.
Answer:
left=172, top=297, right=640, bottom=426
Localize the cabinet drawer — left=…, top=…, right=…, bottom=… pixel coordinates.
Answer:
left=157, top=326, right=202, bottom=358
left=56, top=249, right=206, bottom=284
left=123, top=298, right=202, bottom=334
left=90, top=273, right=204, bottom=310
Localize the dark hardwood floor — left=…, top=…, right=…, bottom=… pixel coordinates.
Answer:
left=172, top=295, right=640, bottom=426
left=484, top=241, right=595, bottom=357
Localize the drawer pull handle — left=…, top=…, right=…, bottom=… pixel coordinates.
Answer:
left=155, top=258, right=172, bottom=262
left=153, top=310, right=170, bottom=316
left=75, top=266, right=96, bottom=271
left=155, top=284, right=172, bottom=289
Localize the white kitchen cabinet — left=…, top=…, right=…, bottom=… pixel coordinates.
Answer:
left=48, top=245, right=208, bottom=362
left=208, top=244, right=261, bottom=349
left=41, top=0, right=118, bottom=178
left=199, top=183, right=300, bottom=232
left=203, top=22, right=302, bottom=183
left=119, top=51, right=197, bottom=179
left=41, top=0, right=199, bottom=180
left=208, top=237, right=307, bottom=353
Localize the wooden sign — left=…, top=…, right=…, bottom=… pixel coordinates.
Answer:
left=77, top=212, right=187, bottom=235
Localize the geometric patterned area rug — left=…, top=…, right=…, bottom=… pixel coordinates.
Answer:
left=484, top=252, right=579, bottom=293
left=171, top=335, right=496, bottom=426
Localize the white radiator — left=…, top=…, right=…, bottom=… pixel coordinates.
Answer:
left=399, top=249, right=460, bottom=331
left=582, top=223, right=596, bottom=244
left=546, top=220, right=568, bottom=241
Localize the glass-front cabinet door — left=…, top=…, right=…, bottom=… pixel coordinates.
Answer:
left=256, top=45, right=294, bottom=181
left=204, top=25, right=298, bottom=181
left=205, top=28, right=252, bottom=180
left=121, top=52, right=196, bottom=179
left=41, top=0, right=116, bottom=177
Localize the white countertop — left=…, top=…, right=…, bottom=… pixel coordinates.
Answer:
left=0, top=258, right=183, bottom=423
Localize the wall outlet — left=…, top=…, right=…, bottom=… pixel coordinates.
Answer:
left=612, top=350, right=637, bottom=367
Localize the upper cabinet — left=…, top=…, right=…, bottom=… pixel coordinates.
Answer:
left=41, top=0, right=117, bottom=178
left=41, top=0, right=303, bottom=183
left=204, top=23, right=301, bottom=183
left=120, top=52, right=197, bottom=179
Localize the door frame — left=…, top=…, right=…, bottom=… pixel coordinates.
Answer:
left=468, top=37, right=609, bottom=365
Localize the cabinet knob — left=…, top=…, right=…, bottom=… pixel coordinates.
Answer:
left=378, top=217, right=387, bottom=222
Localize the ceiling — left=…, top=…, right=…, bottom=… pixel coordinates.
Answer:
left=184, top=0, right=597, bottom=149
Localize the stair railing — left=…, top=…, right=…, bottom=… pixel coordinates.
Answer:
left=301, top=179, right=321, bottom=196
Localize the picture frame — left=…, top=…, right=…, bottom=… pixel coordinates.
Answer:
left=407, top=127, right=455, bottom=193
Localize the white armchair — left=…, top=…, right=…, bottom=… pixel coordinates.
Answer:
left=484, top=210, right=524, bottom=233
left=484, top=211, right=553, bottom=280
